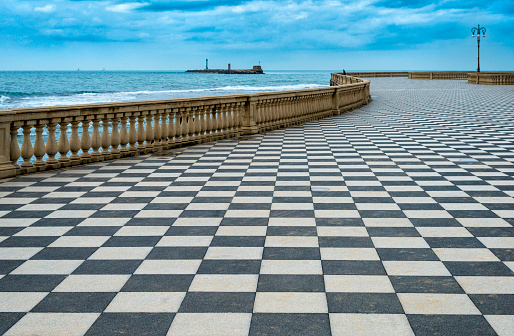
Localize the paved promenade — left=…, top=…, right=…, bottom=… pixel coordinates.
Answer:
left=0, top=78, right=513, bottom=335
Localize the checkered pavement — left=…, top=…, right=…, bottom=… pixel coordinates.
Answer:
left=0, top=78, right=513, bottom=335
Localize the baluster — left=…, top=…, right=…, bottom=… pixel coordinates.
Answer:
left=168, top=110, right=177, bottom=146
left=128, top=115, right=138, bottom=152
left=221, top=104, right=228, bottom=136
left=212, top=107, right=219, bottom=138
left=120, top=116, right=129, bottom=153
left=160, top=110, right=168, bottom=148
left=176, top=110, right=185, bottom=145
left=10, top=125, right=21, bottom=168
left=187, top=107, right=194, bottom=140
left=153, top=110, right=161, bottom=149
left=205, top=106, right=213, bottom=140
left=194, top=107, right=202, bottom=140
left=200, top=107, right=208, bottom=140
left=57, top=120, right=70, bottom=162
left=91, top=118, right=102, bottom=157
left=145, top=112, right=154, bottom=149
left=20, top=123, right=34, bottom=168
left=33, top=122, right=46, bottom=166
left=46, top=122, right=59, bottom=164
left=111, top=116, right=120, bottom=155
left=80, top=119, right=92, bottom=158
left=137, top=113, right=146, bottom=150
left=101, top=117, right=111, bottom=156
left=69, top=120, right=81, bottom=161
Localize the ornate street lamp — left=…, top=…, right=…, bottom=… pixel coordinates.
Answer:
left=471, top=25, right=486, bottom=72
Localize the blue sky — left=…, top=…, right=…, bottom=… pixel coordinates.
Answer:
left=1, top=0, right=513, bottom=70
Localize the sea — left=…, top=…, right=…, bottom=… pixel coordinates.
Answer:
left=0, top=70, right=340, bottom=109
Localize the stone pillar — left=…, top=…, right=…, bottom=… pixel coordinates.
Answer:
left=0, top=114, right=17, bottom=178
left=242, top=97, right=259, bottom=135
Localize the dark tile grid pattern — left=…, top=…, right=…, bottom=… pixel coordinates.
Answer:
left=0, top=78, right=513, bottom=335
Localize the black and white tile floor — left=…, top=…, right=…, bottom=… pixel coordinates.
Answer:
left=0, top=78, right=513, bottom=335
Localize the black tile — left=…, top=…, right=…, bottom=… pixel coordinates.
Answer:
left=389, top=276, right=464, bottom=293
left=249, top=313, right=331, bottom=336
left=178, top=292, right=255, bottom=313
left=377, top=248, right=439, bottom=261
left=85, top=313, right=174, bottom=336
left=2, top=211, right=52, bottom=218
left=31, top=247, right=97, bottom=260
left=322, top=261, right=386, bottom=275
left=121, top=275, right=194, bottom=292
left=179, top=210, right=227, bottom=218
left=490, top=248, right=514, bottom=261
left=146, top=247, right=207, bottom=259
left=197, top=260, right=261, bottom=274
left=65, top=226, right=121, bottom=236
left=90, top=210, right=140, bottom=218
left=31, top=218, right=84, bottom=226
left=221, top=218, right=269, bottom=226
left=410, top=218, right=462, bottom=227
left=466, top=227, right=514, bottom=237
left=263, top=247, right=321, bottom=260
left=0, top=275, right=65, bottom=291
left=165, top=226, right=218, bottom=236
left=73, top=260, right=142, bottom=274
left=407, top=315, right=497, bottom=336
left=0, top=313, right=25, bottom=335
left=257, top=275, right=325, bottom=292
left=266, top=226, right=316, bottom=236
left=126, top=218, right=175, bottom=226
left=32, top=292, right=116, bottom=312
left=359, top=210, right=406, bottom=218
left=470, top=294, right=514, bottom=315
left=315, top=218, right=364, bottom=226
left=0, top=260, right=24, bottom=274
left=103, top=236, right=161, bottom=247
left=443, top=261, right=514, bottom=276
left=327, top=293, right=404, bottom=313
left=447, top=210, right=498, bottom=218
left=367, top=227, right=420, bottom=237
left=270, top=210, right=315, bottom=218
left=319, top=237, right=373, bottom=248
left=210, top=236, right=265, bottom=247
left=143, top=203, right=188, bottom=210
left=0, top=236, right=57, bottom=247
left=425, top=237, right=485, bottom=248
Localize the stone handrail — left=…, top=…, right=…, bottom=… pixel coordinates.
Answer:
left=0, top=73, right=370, bottom=178
left=346, top=72, right=409, bottom=78
left=468, top=72, right=514, bottom=85
left=408, top=72, right=469, bottom=80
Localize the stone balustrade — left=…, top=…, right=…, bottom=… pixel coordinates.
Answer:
left=468, top=72, right=514, bottom=85
left=408, top=72, right=469, bottom=80
left=345, top=72, right=409, bottom=78
left=0, top=73, right=370, bottom=178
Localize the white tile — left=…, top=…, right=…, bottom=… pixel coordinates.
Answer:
left=216, top=226, right=267, bottom=236
left=260, top=260, right=323, bottom=274
left=157, top=236, right=213, bottom=247
left=185, top=203, right=230, bottom=210
left=204, top=247, right=263, bottom=260
left=167, top=313, right=251, bottom=336
left=135, top=260, right=202, bottom=274
left=440, top=203, right=488, bottom=210
left=135, top=210, right=183, bottom=218
left=224, top=210, right=270, bottom=218
left=317, top=227, right=368, bottom=237
left=189, top=274, right=258, bottom=292
left=3, top=313, right=99, bottom=336
left=0, top=218, right=40, bottom=227
left=17, top=203, right=66, bottom=211
left=105, top=292, right=186, bottom=312
left=264, top=236, right=318, bottom=247
left=11, top=260, right=83, bottom=275
left=78, top=218, right=131, bottom=226
left=324, top=275, right=394, bottom=293
left=253, top=292, right=327, bottom=313
left=455, top=276, right=514, bottom=294
left=330, top=313, right=414, bottom=336
left=119, top=191, right=161, bottom=198
left=115, top=226, right=168, bottom=236
left=314, top=210, right=360, bottom=218
left=371, top=237, right=430, bottom=248
left=46, top=210, right=96, bottom=218
left=53, top=274, right=130, bottom=292
left=433, top=248, right=500, bottom=262
left=398, top=293, right=480, bottom=314
left=71, top=197, right=115, bottom=204
left=173, top=218, right=223, bottom=226
left=49, top=236, right=110, bottom=248
left=152, top=197, right=194, bottom=203
left=363, top=218, right=413, bottom=227
left=15, top=226, right=72, bottom=236
left=457, top=218, right=512, bottom=227
left=477, top=237, right=514, bottom=249
left=101, top=203, right=147, bottom=211
left=0, top=292, right=48, bottom=312
left=383, top=261, right=451, bottom=276
left=88, top=247, right=152, bottom=259
left=484, top=315, right=514, bottom=336
left=0, top=247, right=43, bottom=260
left=356, top=203, right=401, bottom=210
left=403, top=210, right=453, bottom=218
left=268, top=218, right=315, bottom=226
left=271, top=203, right=314, bottom=210
left=416, top=227, right=472, bottom=237
left=320, top=248, right=380, bottom=260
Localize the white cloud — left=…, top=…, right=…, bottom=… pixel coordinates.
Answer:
left=106, top=2, right=148, bottom=13
left=34, top=4, right=55, bottom=13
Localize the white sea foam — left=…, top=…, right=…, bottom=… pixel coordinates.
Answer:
left=0, top=95, right=10, bottom=103
left=10, top=84, right=325, bottom=108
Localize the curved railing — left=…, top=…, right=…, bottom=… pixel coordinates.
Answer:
left=0, top=73, right=370, bottom=178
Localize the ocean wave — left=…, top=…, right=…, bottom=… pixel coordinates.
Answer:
left=5, top=84, right=326, bottom=108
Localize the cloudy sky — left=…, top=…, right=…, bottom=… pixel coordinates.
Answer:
left=1, top=0, right=513, bottom=70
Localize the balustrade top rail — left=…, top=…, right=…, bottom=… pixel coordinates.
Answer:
left=0, top=74, right=370, bottom=178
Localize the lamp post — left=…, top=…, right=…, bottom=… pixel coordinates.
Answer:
left=471, top=25, right=486, bottom=72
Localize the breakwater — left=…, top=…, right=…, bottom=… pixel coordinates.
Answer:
left=0, top=73, right=369, bottom=178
